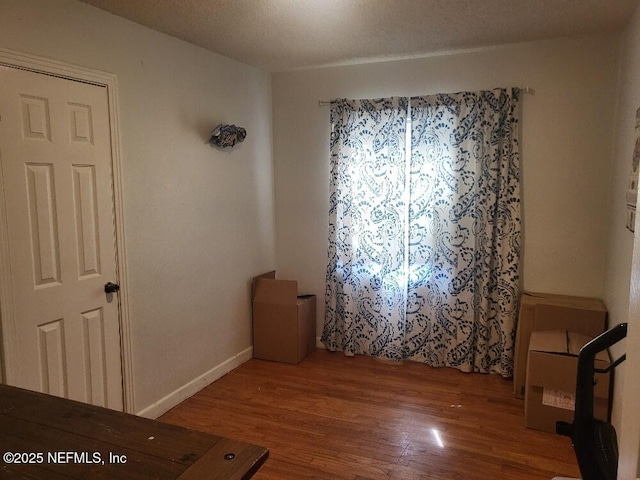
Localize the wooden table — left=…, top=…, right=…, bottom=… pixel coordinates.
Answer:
left=0, top=384, right=268, bottom=479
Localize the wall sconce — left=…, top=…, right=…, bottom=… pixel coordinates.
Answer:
left=209, top=124, right=247, bottom=148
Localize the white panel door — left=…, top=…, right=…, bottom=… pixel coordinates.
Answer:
left=0, top=65, right=123, bottom=410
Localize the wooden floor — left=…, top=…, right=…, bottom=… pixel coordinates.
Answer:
left=160, top=350, right=581, bottom=480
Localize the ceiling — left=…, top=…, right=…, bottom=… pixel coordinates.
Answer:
left=79, top=0, right=638, bottom=72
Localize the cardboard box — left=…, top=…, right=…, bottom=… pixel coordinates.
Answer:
left=252, top=271, right=316, bottom=364
left=525, top=330, right=610, bottom=433
left=513, top=291, right=606, bottom=398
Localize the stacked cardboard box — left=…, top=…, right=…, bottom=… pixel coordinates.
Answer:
left=525, top=330, right=610, bottom=433
left=513, top=292, right=607, bottom=399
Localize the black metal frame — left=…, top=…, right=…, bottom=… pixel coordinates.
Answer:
left=556, top=323, right=628, bottom=480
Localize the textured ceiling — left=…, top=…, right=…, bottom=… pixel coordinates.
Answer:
left=79, top=0, right=638, bottom=72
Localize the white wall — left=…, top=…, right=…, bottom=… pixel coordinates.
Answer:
left=0, top=0, right=276, bottom=414
left=273, top=35, right=619, bottom=335
left=604, top=3, right=640, bottom=476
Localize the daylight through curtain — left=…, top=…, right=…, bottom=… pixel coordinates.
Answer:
left=321, top=89, right=522, bottom=377
left=322, top=97, right=409, bottom=360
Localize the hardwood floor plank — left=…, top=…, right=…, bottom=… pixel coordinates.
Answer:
left=160, top=350, right=581, bottom=479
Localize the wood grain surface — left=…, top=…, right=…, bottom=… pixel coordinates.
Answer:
left=160, top=349, right=581, bottom=479
left=0, top=384, right=268, bottom=479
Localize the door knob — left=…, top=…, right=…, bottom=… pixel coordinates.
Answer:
left=104, top=282, right=120, bottom=294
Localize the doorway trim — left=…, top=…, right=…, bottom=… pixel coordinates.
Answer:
left=0, top=47, right=134, bottom=413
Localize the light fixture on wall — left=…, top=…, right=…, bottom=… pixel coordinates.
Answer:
left=209, top=124, right=246, bottom=148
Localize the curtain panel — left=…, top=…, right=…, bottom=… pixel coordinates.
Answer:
left=322, top=89, right=522, bottom=377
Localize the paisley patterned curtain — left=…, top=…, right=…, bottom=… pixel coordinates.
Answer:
left=322, top=97, right=410, bottom=360
left=322, top=89, right=521, bottom=377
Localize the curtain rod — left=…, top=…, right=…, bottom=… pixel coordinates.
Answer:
left=318, top=87, right=534, bottom=106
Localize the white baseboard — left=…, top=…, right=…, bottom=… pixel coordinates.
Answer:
left=136, top=346, right=253, bottom=419
left=316, top=336, right=325, bottom=349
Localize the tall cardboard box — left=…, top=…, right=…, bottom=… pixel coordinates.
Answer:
left=252, top=271, right=316, bottom=364
left=513, top=292, right=606, bottom=398
left=525, top=330, right=610, bottom=433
